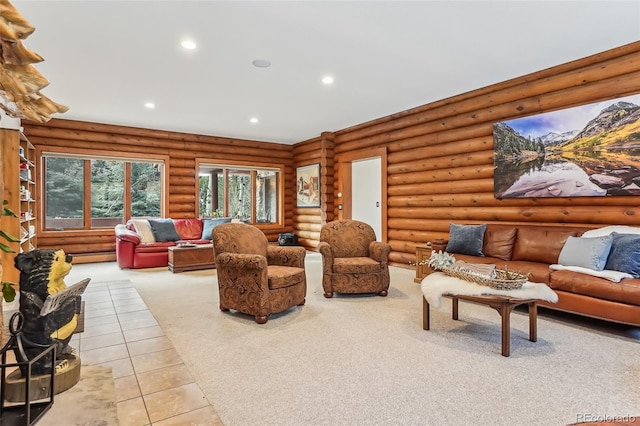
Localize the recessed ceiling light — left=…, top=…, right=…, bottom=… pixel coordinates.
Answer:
left=181, top=40, right=197, bottom=50
left=144, top=102, right=155, bottom=109
left=250, top=117, right=259, bottom=124
left=322, top=75, right=334, bottom=85
left=252, top=59, right=271, bottom=68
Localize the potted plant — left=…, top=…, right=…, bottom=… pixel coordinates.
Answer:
left=1, top=199, right=19, bottom=302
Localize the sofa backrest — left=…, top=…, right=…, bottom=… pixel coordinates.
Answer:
left=511, top=226, right=585, bottom=264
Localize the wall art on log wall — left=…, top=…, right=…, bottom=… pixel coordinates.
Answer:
left=493, top=94, right=640, bottom=198
left=296, top=163, right=320, bottom=207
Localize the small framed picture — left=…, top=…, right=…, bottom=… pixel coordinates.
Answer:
left=296, top=163, right=320, bottom=207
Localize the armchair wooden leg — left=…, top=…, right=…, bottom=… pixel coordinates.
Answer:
left=255, top=315, right=269, bottom=324
left=298, top=298, right=306, bottom=306
left=378, top=290, right=388, bottom=297
left=324, top=292, right=334, bottom=298
left=220, top=305, right=229, bottom=311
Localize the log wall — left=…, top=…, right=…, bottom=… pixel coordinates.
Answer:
left=329, top=41, right=640, bottom=265
left=292, top=132, right=336, bottom=249
left=22, top=119, right=294, bottom=260
left=18, top=42, right=640, bottom=266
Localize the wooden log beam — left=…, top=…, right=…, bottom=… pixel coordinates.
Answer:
left=294, top=223, right=322, bottom=232
left=388, top=193, right=640, bottom=208
left=388, top=149, right=494, bottom=175
left=294, top=214, right=322, bottom=224
left=387, top=205, right=640, bottom=225
left=387, top=134, right=492, bottom=165
left=388, top=165, right=494, bottom=186
left=388, top=178, right=494, bottom=196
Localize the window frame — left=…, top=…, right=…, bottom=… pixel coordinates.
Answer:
left=37, top=146, right=170, bottom=234
left=196, top=158, right=285, bottom=229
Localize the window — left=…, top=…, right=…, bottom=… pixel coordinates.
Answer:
left=43, top=154, right=163, bottom=230
left=199, top=163, right=281, bottom=225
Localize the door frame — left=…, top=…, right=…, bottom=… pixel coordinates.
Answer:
left=335, top=146, right=388, bottom=242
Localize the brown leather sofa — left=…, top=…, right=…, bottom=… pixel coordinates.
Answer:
left=431, top=224, right=640, bottom=326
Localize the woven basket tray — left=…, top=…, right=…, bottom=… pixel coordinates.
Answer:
left=440, top=267, right=528, bottom=290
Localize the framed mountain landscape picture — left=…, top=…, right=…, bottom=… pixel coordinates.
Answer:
left=493, top=94, right=640, bottom=198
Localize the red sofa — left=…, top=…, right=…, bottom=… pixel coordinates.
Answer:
left=115, top=218, right=230, bottom=269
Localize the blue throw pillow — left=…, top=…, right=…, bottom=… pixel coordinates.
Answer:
left=201, top=217, right=232, bottom=240
left=605, top=232, right=640, bottom=278
left=148, top=219, right=181, bottom=242
left=445, top=223, right=487, bottom=256
left=558, top=235, right=613, bottom=271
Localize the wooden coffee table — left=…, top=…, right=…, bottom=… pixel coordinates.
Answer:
left=168, top=244, right=216, bottom=273
left=423, top=294, right=538, bottom=357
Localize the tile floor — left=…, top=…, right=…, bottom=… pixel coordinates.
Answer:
left=73, top=279, right=223, bottom=425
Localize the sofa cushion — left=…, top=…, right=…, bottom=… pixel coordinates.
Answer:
left=605, top=232, right=640, bottom=278
left=135, top=241, right=176, bottom=253
left=483, top=227, right=517, bottom=261
left=445, top=223, right=486, bottom=256
left=201, top=217, right=233, bottom=240
left=148, top=219, right=181, bottom=242
left=130, top=219, right=156, bottom=243
left=267, top=266, right=306, bottom=290
left=174, top=219, right=204, bottom=240
left=512, top=227, right=579, bottom=265
left=550, top=270, right=640, bottom=306
left=558, top=235, right=613, bottom=271
left=333, top=257, right=382, bottom=274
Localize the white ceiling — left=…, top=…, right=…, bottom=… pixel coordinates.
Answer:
left=14, top=1, right=640, bottom=144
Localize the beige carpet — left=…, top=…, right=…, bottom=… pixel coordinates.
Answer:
left=67, top=253, right=640, bottom=426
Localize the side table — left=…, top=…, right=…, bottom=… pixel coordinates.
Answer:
left=414, top=245, right=432, bottom=283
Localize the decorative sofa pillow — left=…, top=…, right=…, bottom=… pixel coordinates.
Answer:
left=604, top=232, right=640, bottom=278
left=148, top=219, right=182, bottom=242
left=558, top=235, right=613, bottom=271
left=201, top=217, right=233, bottom=240
left=130, top=219, right=156, bottom=243
left=445, top=223, right=486, bottom=257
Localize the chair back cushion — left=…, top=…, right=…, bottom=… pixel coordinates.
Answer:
left=212, top=223, right=268, bottom=256
left=320, top=220, right=376, bottom=258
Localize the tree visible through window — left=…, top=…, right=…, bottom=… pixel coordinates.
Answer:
left=43, top=155, right=162, bottom=230
left=199, top=164, right=280, bottom=225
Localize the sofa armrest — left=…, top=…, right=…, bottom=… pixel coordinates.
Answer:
left=216, top=253, right=268, bottom=270
left=318, top=241, right=334, bottom=274
left=115, top=224, right=141, bottom=244
left=267, top=245, right=306, bottom=267
left=369, top=241, right=391, bottom=264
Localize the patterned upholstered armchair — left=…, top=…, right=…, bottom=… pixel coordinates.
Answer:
left=212, top=223, right=307, bottom=324
left=318, top=219, right=392, bottom=298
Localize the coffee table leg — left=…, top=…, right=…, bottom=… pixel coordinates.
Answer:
left=452, top=297, right=459, bottom=320
left=528, top=302, right=538, bottom=342
left=422, top=296, right=430, bottom=330
left=501, top=302, right=510, bottom=357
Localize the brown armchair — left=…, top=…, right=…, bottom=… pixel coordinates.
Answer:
left=318, top=219, right=392, bottom=298
left=212, top=223, right=307, bottom=324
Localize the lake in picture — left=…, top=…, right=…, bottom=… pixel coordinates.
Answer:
left=493, top=94, right=640, bottom=198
